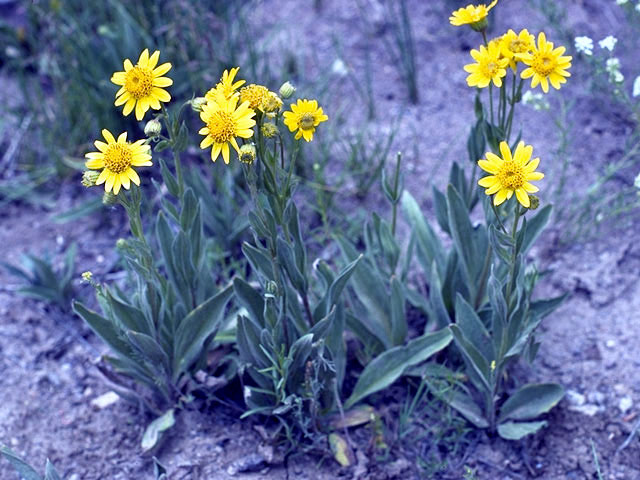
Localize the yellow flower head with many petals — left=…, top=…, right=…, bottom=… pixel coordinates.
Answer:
left=449, top=0, right=498, bottom=28
left=85, top=129, right=152, bottom=195
left=111, top=49, right=172, bottom=121
left=239, top=84, right=270, bottom=111
left=499, top=29, right=535, bottom=71
left=283, top=99, right=328, bottom=142
left=518, top=32, right=572, bottom=93
left=198, top=96, right=256, bottom=164
left=205, top=67, right=245, bottom=104
left=477, top=141, right=544, bottom=208
left=464, top=41, right=509, bottom=88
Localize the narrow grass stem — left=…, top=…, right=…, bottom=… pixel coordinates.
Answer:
left=391, top=152, right=402, bottom=237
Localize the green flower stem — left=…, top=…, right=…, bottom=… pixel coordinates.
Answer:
left=505, top=204, right=523, bottom=307
left=505, top=78, right=523, bottom=142
left=490, top=201, right=508, bottom=234
left=489, top=84, right=495, bottom=125
left=499, top=80, right=507, bottom=129
left=161, top=104, right=184, bottom=198
left=390, top=152, right=402, bottom=237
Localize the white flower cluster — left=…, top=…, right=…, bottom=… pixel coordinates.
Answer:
left=615, top=0, right=640, bottom=12
left=605, top=57, right=624, bottom=83
left=573, top=34, right=640, bottom=90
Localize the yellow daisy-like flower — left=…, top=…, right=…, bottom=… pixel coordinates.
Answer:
left=262, top=91, right=283, bottom=115
left=283, top=99, right=328, bottom=142
left=449, top=0, right=498, bottom=27
left=463, top=41, right=509, bottom=88
left=477, top=141, right=544, bottom=208
left=518, top=32, right=572, bottom=93
left=85, top=129, right=152, bottom=195
left=198, top=96, right=256, bottom=164
left=111, top=49, right=173, bottom=121
left=499, top=29, right=535, bottom=71
left=205, top=67, right=245, bottom=104
left=239, top=84, right=270, bottom=111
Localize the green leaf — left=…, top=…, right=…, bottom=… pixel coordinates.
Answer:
left=530, top=294, right=567, bottom=320
left=390, top=276, right=407, bottom=345
left=233, top=278, right=264, bottom=325
left=44, top=461, right=62, bottom=480
left=432, top=187, right=450, bottom=234
left=454, top=294, right=493, bottom=362
left=73, top=301, right=133, bottom=360
left=444, top=389, right=489, bottom=429
left=126, top=331, right=169, bottom=369
left=498, top=383, right=564, bottom=422
left=497, top=420, right=547, bottom=440
left=0, top=446, right=42, bottom=480
left=141, top=409, right=175, bottom=452
left=158, top=157, right=179, bottom=197
left=449, top=325, right=491, bottom=392
left=402, top=191, right=444, bottom=273
left=521, top=205, right=552, bottom=254
left=242, top=242, right=274, bottom=279
left=105, top=290, right=153, bottom=337
left=173, top=284, right=234, bottom=377
left=277, top=237, right=307, bottom=293
left=344, top=328, right=452, bottom=409
left=446, top=185, right=475, bottom=289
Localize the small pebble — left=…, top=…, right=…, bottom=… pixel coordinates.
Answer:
left=606, top=339, right=616, bottom=348
left=566, top=390, right=586, bottom=406
left=619, top=396, right=633, bottom=414
left=90, top=391, right=119, bottom=409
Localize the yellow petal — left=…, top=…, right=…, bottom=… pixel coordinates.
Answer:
left=85, top=158, right=104, bottom=169
left=102, top=129, right=115, bottom=144
left=499, top=142, right=512, bottom=162
left=151, top=87, right=171, bottom=102
left=117, top=132, right=127, bottom=143
left=211, top=143, right=222, bottom=162
left=127, top=168, right=140, bottom=186
left=153, top=63, right=172, bottom=77
left=96, top=169, right=109, bottom=185
left=515, top=188, right=530, bottom=207
left=138, top=48, right=149, bottom=67
left=120, top=172, right=131, bottom=190
left=478, top=175, right=498, bottom=187
left=105, top=172, right=115, bottom=193
left=123, top=99, right=136, bottom=116
left=152, top=77, right=173, bottom=87
left=112, top=175, right=122, bottom=195
left=148, top=50, right=160, bottom=69
left=221, top=143, right=230, bottom=164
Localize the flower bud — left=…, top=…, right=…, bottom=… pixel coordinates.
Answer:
left=115, top=238, right=128, bottom=250
left=265, top=280, right=278, bottom=296
left=239, top=144, right=256, bottom=165
left=144, top=118, right=162, bottom=137
left=279, top=81, right=296, bottom=99
left=190, top=97, right=207, bottom=112
left=261, top=123, right=279, bottom=138
left=527, top=195, right=540, bottom=210
left=81, top=170, right=101, bottom=187
left=102, top=191, right=118, bottom=205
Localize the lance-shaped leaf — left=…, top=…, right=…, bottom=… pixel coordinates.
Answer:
left=402, top=191, right=444, bottom=273
left=497, top=383, right=564, bottom=423
left=520, top=205, right=552, bottom=254
left=443, top=389, right=489, bottom=429
left=172, top=284, right=233, bottom=378
left=73, top=301, right=133, bottom=360
left=449, top=325, right=491, bottom=392
left=344, top=328, right=452, bottom=409
left=497, top=420, right=547, bottom=440
left=141, top=409, right=175, bottom=452
left=0, top=446, right=42, bottom=480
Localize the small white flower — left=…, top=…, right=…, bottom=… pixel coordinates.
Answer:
left=632, top=76, right=640, bottom=97
left=605, top=57, right=621, bottom=72
left=634, top=172, right=640, bottom=189
left=616, top=0, right=628, bottom=4
left=331, top=58, right=349, bottom=77
left=574, top=36, right=594, bottom=55
left=522, top=90, right=550, bottom=111
left=635, top=2, right=640, bottom=12
left=599, top=35, right=618, bottom=51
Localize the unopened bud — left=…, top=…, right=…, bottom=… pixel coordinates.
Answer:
left=261, top=123, right=279, bottom=138
left=239, top=144, right=256, bottom=165
left=115, top=238, right=128, bottom=250
left=191, top=97, right=207, bottom=112
left=265, top=280, right=278, bottom=296
left=279, top=81, right=296, bottom=99
left=102, top=191, right=118, bottom=205
left=527, top=195, right=540, bottom=210
left=81, top=170, right=100, bottom=187
left=144, top=118, right=162, bottom=137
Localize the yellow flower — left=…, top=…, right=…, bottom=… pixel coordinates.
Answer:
left=449, top=0, right=498, bottom=28
left=198, top=96, right=256, bottom=164
left=477, top=141, right=544, bottom=208
left=499, top=29, right=535, bottom=71
left=111, top=49, right=172, bottom=121
left=239, top=84, right=270, bottom=111
left=463, top=41, right=509, bottom=88
left=283, top=99, right=328, bottom=142
left=205, top=67, right=245, bottom=104
left=519, top=32, right=572, bottom=93
left=85, top=129, right=152, bottom=195
left=262, top=91, right=283, bottom=115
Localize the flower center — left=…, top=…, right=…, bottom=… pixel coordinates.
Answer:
left=498, top=161, right=525, bottom=189
left=510, top=39, right=528, bottom=54
left=125, top=66, right=154, bottom=99
left=482, top=61, right=500, bottom=77
left=207, top=111, right=237, bottom=143
left=299, top=113, right=315, bottom=130
left=532, top=53, right=556, bottom=76
left=104, top=144, right=133, bottom=174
